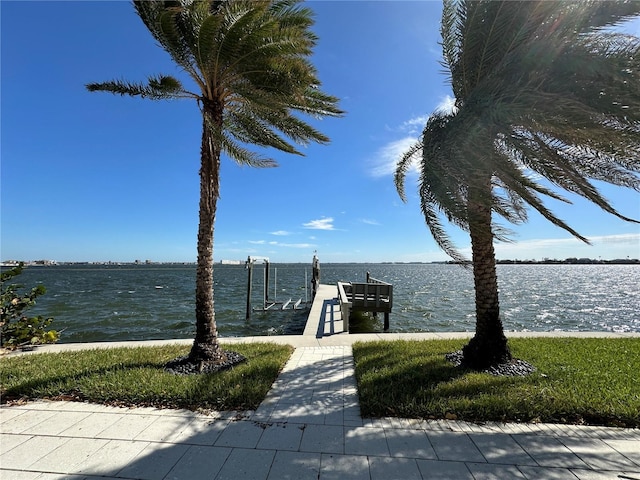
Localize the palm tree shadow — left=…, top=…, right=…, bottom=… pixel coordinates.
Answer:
left=356, top=350, right=535, bottom=420
left=2, top=360, right=167, bottom=403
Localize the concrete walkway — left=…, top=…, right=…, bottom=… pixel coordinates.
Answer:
left=2, top=333, right=640, bottom=480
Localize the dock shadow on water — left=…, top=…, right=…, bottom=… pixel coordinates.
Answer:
left=348, top=311, right=384, bottom=334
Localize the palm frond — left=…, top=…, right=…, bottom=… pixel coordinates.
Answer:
left=204, top=113, right=277, bottom=168
left=419, top=186, right=469, bottom=264
left=134, top=1, right=202, bottom=85
left=92, top=0, right=342, bottom=171
left=399, top=0, right=640, bottom=261
left=394, top=138, right=423, bottom=203
left=86, top=75, right=190, bottom=100
left=220, top=133, right=278, bottom=168
left=225, top=107, right=301, bottom=155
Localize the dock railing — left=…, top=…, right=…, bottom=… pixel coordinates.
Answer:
left=337, top=272, right=392, bottom=332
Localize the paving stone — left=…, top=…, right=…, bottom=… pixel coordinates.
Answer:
left=251, top=399, right=278, bottom=423
left=319, top=453, right=369, bottom=480
left=415, top=459, right=474, bottom=479
left=134, top=414, right=195, bottom=442
left=560, top=437, right=639, bottom=471
left=604, top=439, right=640, bottom=468
left=470, top=432, right=537, bottom=465
left=116, top=442, right=190, bottom=480
left=74, top=439, right=150, bottom=477
left=169, top=417, right=229, bottom=445
left=519, top=465, right=585, bottom=479
left=38, top=473, right=103, bottom=480
left=324, top=404, right=345, bottom=425
left=50, top=401, right=124, bottom=415
left=163, top=445, right=231, bottom=480
left=343, top=417, right=364, bottom=427
left=28, top=437, right=109, bottom=474
left=0, top=433, right=32, bottom=454
left=369, top=456, right=422, bottom=480
left=0, top=470, right=42, bottom=480
left=427, top=430, right=486, bottom=463
left=215, top=420, right=265, bottom=448
left=466, top=462, right=528, bottom=479
left=344, top=426, right=389, bottom=456
left=0, top=435, right=69, bottom=470
left=98, top=414, right=160, bottom=440
left=82, top=476, right=124, bottom=480
left=0, top=409, right=57, bottom=434
left=25, top=411, right=92, bottom=436
left=300, top=424, right=344, bottom=454
left=215, top=447, right=275, bottom=480
left=59, top=412, right=123, bottom=438
left=0, top=407, right=27, bottom=423
left=385, top=427, right=438, bottom=459
left=286, top=403, right=327, bottom=424
left=257, top=423, right=304, bottom=451
left=46, top=474, right=94, bottom=480
left=513, top=434, right=590, bottom=469
left=265, top=402, right=294, bottom=422
left=266, top=451, right=322, bottom=480
left=570, top=469, right=631, bottom=479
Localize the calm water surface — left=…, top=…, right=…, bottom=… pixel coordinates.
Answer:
left=13, top=263, right=640, bottom=343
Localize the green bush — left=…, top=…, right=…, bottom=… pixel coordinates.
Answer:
left=1, top=263, right=59, bottom=350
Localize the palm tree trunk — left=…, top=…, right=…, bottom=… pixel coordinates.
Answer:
left=462, top=181, right=511, bottom=369
left=189, top=107, right=226, bottom=363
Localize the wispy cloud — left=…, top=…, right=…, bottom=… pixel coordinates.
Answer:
left=248, top=239, right=317, bottom=249
left=490, top=233, right=640, bottom=260
left=303, top=217, right=335, bottom=230
left=590, top=233, right=640, bottom=245
left=513, top=233, right=640, bottom=248
left=360, top=218, right=381, bottom=226
left=278, top=243, right=316, bottom=249
left=399, top=115, right=429, bottom=135
left=368, top=98, right=460, bottom=179
left=369, top=136, right=420, bottom=178
left=270, top=230, right=292, bottom=236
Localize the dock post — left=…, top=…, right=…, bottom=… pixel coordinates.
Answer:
left=312, top=253, right=320, bottom=299
left=245, top=256, right=253, bottom=321
left=264, top=259, right=270, bottom=307
left=367, top=272, right=379, bottom=319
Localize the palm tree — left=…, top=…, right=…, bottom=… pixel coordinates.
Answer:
left=395, top=0, right=639, bottom=370
left=87, top=0, right=343, bottom=368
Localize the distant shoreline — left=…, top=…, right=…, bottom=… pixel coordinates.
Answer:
left=2, top=258, right=639, bottom=268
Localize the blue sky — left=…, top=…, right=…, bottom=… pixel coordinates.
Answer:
left=2, top=1, right=639, bottom=264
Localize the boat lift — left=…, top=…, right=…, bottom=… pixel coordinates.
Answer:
left=244, top=256, right=312, bottom=321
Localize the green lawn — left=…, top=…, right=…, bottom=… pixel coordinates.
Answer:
left=0, top=343, right=293, bottom=412
left=3, top=337, right=638, bottom=427
left=353, top=337, right=640, bottom=427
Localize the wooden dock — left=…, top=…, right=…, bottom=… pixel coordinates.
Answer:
left=303, top=284, right=346, bottom=337
left=337, top=274, right=392, bottom=332
left=303, top=278, right=393, bottom=337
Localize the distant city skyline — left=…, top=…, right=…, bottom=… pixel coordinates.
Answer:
left=2, top=2, right=639, bottom=264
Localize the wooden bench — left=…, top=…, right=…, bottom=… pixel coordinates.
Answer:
left=337, top=273, right=392, bottom=332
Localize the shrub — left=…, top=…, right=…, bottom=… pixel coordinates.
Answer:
left=1, top=263, right=59, bottom=350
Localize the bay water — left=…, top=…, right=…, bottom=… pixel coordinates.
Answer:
left=13, top=263, right=640, bottom=343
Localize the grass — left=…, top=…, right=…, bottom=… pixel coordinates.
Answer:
left=353, top=337, right=640, bottom=427
left=0, top=343, right=293, bottom=412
